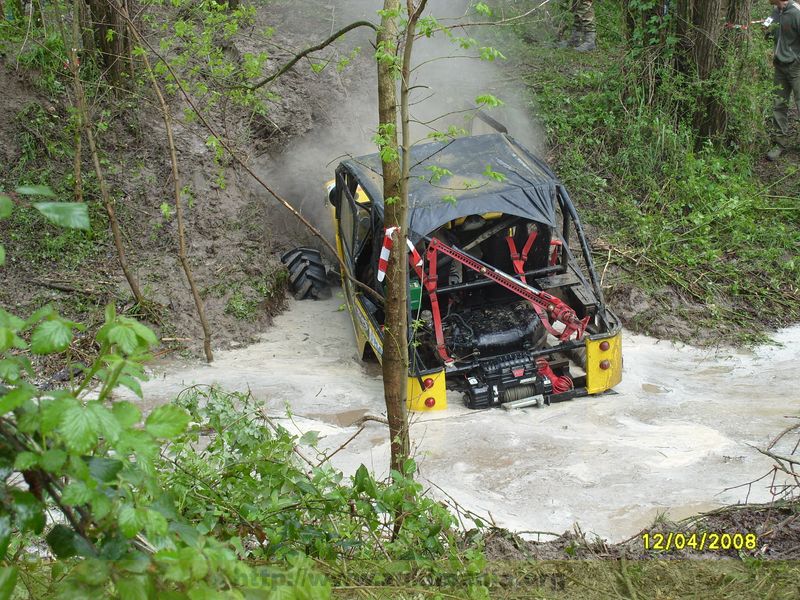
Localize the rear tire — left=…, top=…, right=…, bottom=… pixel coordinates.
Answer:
left=280, top=247, right=331, bottom=300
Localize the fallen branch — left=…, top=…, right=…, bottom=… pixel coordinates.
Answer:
left=353, top=415, right=390, bottom=426
left=29, top=279, right=113, bottom=298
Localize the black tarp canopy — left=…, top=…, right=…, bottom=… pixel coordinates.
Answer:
left=338, top=133, right=563, bottom=241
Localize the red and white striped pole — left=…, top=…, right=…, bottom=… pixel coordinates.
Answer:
left=377, top=227, right=420, bottom=282
left=377, top=226, right=399, bottom=282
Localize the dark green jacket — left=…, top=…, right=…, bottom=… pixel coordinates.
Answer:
left=774, top=2, right=800, bottom=64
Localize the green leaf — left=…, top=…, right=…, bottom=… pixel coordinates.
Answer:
left=73, top=558, right=109, bottom=585
left=475, top=2, right=492, bottom=16
left=40, top=396, right=77, bottom=434
left=104, top=303, right=117, bottom=323
left=117, top=429, right=159, bottom=460
left=299, top=430, right=320, bottom=446
left=91, top=493, right=112, bottom=520
left=0, top=310, right=24, bottom=331
left=119, top=506, right=144, bottom=538
left=143, top=509, right=168, bottom=537
left=15, top=185, right=56, bottom=197
left=11, top=490, right=45, bottom=534
left=46, top=524, right=80, bottom=559
left=13, top=452, right=38, bottom=471
left=145, top=404, right=190, bottom=439
left=116, top=575, right=154, bottom=600
left=23, top=305, right=55, bottom=328
left=118, top=375, right=143, bottom=398
left=482, top=164, right=507, bottom=182
left=475, top=93, right=504, bottom=108
left=0, top=566, right=18, bottom=600
left=33, top=202, right=90, bottom=230
left=62, top=482, right=93, bottom=506
left=0, top=516, right=11, bottom=559
left=0, top=383, right=36, bottom=414
left=0, top=329, right=13, bottom=353
left=124, top=318, right=159, bottom=348
left=117, top=551, right=152, bottom=574
left=59, top=405, right=98, bottom=453
left=353, top=465, right=378, bottom=498
left=108, top=324, right=139, bottom=354
left=40, top=449, right=67, bottom=472
left=0, top=195, right=13, bottom=219
left=112, top=401, right=141, bottom=427
left=30, top=320, right=73, bottom=354
left=87, top=402, right=122, bottom=442
left=0, top=360, right=21, bottom=384
left=87, top=456, right=123, bottom=483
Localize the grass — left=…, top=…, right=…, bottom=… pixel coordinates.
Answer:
left=326, top=559, right=800, bottom=599
left=1, top=103, right=109, bottom=272
left=210, top=266, right=288, bottom=321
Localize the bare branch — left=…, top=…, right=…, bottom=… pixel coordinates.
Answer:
left=249, top=20, right=377, bottom=91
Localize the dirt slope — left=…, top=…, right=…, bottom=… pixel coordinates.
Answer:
left=0, top=0, right=376, bottom=358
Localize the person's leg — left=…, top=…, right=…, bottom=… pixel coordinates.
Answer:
left=558, top=0, right=582, bottom=47
left=789, top=61, right=800, bottom=145
left=575, top=1, right=596, bottom=52
left=769, top=64, right=793, bottom=159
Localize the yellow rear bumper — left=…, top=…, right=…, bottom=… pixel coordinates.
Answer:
left=585, top=331, right=623, bottom=394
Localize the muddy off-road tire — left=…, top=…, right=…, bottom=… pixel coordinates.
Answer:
left=280, top=248, right=331, bottom=300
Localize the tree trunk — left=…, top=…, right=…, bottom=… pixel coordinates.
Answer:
left=377, top=0, right=410, bottom=478
left=621, top=0, right=635, bottom=40
left=673, top=0, right=693, bottom=75
left=691, top=0, right=724, bottom=138
left=84, top=0, right=130, bottom=86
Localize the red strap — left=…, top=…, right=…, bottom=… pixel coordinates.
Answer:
left=423, top=244, right=454, bottom=365
left=506, top=229, right=538, bottom=283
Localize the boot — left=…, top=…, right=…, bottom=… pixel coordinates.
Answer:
left=557, top=29, right=582, bottom=49
left=575, top=32, right=596, bottom=52
left=766, top=145, right=783, bottom=161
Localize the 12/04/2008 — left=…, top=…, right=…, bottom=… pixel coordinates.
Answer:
left=642, top=532, right=758, bottom=552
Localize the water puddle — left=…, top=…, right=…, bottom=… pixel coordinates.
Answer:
left=123, top=294, right=800, bottom=541
left=304, top=408, right=370, bottom=428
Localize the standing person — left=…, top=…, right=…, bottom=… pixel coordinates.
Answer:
left=558, top=1, right=597, bottom=52
left=766, top=0, right=800, bottom=161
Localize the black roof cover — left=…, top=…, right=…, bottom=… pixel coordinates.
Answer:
left=339, top=133, right=562, bottom=241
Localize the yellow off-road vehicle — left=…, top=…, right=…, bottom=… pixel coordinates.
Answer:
left=286, top=132, right=622, bottom=411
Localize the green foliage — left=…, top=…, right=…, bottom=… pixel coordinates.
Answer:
left=32, top=202, right=90, bottom=230
left=217, top=266, right=288, bottom=321
left=374, top=123, right=400, bottom=164
left=2, top=103, right=106, bottom=270
left=143, top=0, right=267, bottom=114
left=165, top=386, right=459, bottom=561
left=0, top=301, right=343, bottom=597
left=475, top=93, right=504, bottom=108
left=0, top=186, right=92, bottom=269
